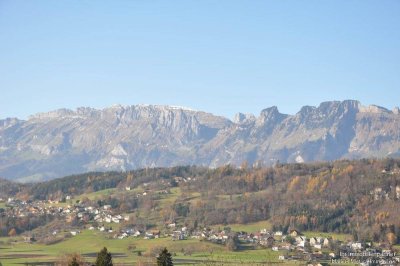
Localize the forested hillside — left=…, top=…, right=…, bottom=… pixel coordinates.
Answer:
left=2, top=158, right=400, bottom=245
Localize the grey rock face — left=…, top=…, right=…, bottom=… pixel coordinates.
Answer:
left=1, top=101, right=399, bottom=181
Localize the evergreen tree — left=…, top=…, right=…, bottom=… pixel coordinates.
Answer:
left=95, top=247, right=113, bottom=266
left=226, top=233, right=239, bottom=251
left=157, top=248, right=173, bottom=266
left=68, top=256, right=80, bottom=266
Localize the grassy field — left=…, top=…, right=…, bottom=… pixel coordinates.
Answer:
left=77, top=188, right=118, bottom=200
left=0, top=230, right=296, bottom=266
left=211, top=220, right=272, bottom=233
left=156, top=187, right=182, bottom=207
left=302, top=231, right=352, bottom=242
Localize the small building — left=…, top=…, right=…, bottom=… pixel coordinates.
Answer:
left=314, top=244, right=322, bottom=249
left=323, top=238, right=331, bottom=247
left=290, top=229, right=301, bottom=237
left=260, top=236, right=275, bottom=247
left=351, top=242, right=363, bottom=250
left=168, top=223, right=176, bottom=228
left=310, top=237, right=318, bottom=246
left=172, top=231, right=185, bottom=241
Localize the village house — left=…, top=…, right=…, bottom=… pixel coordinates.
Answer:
left=297, top=240, right=306, bottom=248
left=172, top=231, right=186, bottom=241
left=371, top=187, right=389, bottom=200
left=23, top=236, right=35, bottom=243
left=70, top=230, right=80, bottom=236
left=290, top=229, right=301, bottom=237
left=310, top=237, right=319, bottom=246
left=323, top=237, right=331, bottom=247
left=260, top=235, right=275, bottom=247
left=295, top=236, right=307, bottom=244
left=351, top=242, right=363, bottom=250
left=167, top=222, right=176, bottom=228
left=314, top=244, right=322, bottom=249
left=132, top=230, right=141, bottom=237
left=144, top=230, right=160, bottom=239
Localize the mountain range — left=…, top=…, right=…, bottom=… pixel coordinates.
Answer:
left=1, top=100, right=400, bottom=182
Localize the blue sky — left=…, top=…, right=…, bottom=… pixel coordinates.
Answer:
left=0, top=0, right=399, bottom=119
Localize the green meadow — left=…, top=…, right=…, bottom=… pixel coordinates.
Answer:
left=211, top=221, right=272, bottom=233
left=0, top=229, right=298, bottom=266
left=302, top=231, right=352, bottom=242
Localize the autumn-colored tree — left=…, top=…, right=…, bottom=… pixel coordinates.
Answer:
left=8, top=228, right=16, bottom=237
left=240, top=160, right=248, bottom=170
left=306, top=176, right=320, bottom=195
left=288, top=176, right=301, bottom=191
left=387, top=232, right=397, bottom=245
left=126, top=173, right=134, bottom=183
left=69, top=256, right=79, bottom=266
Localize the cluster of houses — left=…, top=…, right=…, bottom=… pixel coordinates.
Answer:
left=111, top=223, right=190, bottom=241
left=266, top=229, right=399, bottom=264
left=4, top=197, right=64, bottom=218
left=4, top=183, right=400, bottom=265
left=173, top=176, right=196, bottom=183
left=370, top=186, right=400, bottom=201
left=3, top=197, right=130, bottom=225
left=149, top=226, right=398, bottom=264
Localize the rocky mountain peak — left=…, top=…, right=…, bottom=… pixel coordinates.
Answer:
left=1, top=101, right=399, bottom=181
left=233, top=113, right=256, bottom=124
left=257, top=106, right=286, bottom=126
left=297, top=105, right=316, bottom=116
left=29, top=108, right=76, bottom=120
left=359, top=104, right=390, bottom=114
